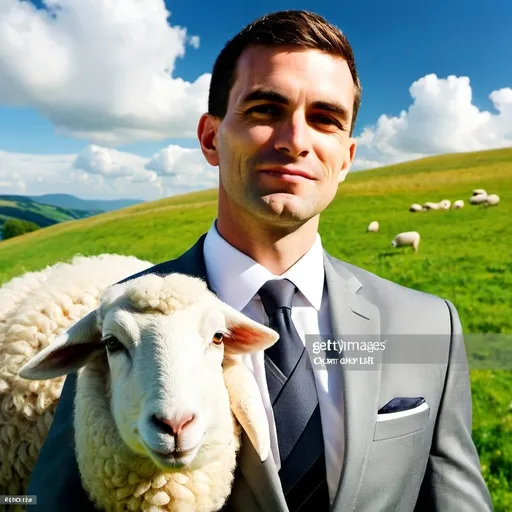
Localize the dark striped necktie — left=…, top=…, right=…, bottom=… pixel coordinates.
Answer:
left=258, top=279, right=330, bottom=511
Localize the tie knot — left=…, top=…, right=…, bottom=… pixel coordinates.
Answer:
left=258, top=278, right=297, bottom=317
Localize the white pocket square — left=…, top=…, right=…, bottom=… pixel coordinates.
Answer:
left=376, top=401, right=429, bottom=422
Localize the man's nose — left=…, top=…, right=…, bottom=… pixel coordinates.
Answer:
left=273, top=113, right=311, bottom=157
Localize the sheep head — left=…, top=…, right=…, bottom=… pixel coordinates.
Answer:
left=19, top=273, right=279, bottom=470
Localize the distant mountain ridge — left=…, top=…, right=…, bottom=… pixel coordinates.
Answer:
left=0, top=195, right=101, bottom=240
left=27, top=193, right=144, bottom=212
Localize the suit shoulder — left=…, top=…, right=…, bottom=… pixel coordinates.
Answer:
left=115, top=259, right=176, bottom=284
left=331, top=257, right=453, bottom=318
left=116, top=235, right=208, bottom=286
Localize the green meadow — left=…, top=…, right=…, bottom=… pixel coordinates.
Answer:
left=0, top=147, right=511, bottom=509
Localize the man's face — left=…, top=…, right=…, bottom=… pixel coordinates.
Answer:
left=203, top=45, right=357, bottom=227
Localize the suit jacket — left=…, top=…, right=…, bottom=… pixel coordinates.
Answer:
left=27, top=234, right=493, bottom=511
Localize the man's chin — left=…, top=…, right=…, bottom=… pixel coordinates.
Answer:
left=258, top=194, right=314, bottom=222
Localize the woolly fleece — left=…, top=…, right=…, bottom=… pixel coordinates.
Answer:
left=0, top=254, right=153, bottom=496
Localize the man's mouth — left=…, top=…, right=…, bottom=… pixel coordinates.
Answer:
left=259, top=167, right=315, bottom=180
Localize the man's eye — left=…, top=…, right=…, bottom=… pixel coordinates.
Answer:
left=103, top=336, right=124, bottom=353
left=311, top=115, right=339, bottom=127
left=247, top=105, right=281, bottom=116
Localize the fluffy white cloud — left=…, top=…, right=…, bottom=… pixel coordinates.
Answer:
left=0, top=170, right=26, bottom=192
left=0, top=0, right=209, bottom=145
left=144, top=145, right=218, bottom=192
left=0, top=144, right=217, bottom=200
left=73, top=145, right=157, bottom=183
left=354, top=74, right=512, bottom=169
left=188, top=35, right=200, bottom=49
left=146, top=145, right=208, bottom=176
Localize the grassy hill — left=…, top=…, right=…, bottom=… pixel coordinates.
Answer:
left=0, top=147, right=511, bottom=509
left=0, top=195, right=100, bottom=238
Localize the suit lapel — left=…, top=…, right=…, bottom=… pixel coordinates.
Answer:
left=323, top=254, right=383, bottom=512
left=236, top=431, right=289, bottom=511
left=142, top=233, right=288, bottom=511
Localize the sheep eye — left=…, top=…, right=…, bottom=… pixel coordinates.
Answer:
left=212, top=332, right=224, bottom=345
left=104, top=336, right=124, bottom=353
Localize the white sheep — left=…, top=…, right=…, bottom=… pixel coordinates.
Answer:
left=367, top=221, right=379, bottom=232
left=452, top=200, right=465, bottom=209
left=438, top=199, right=451, bottom=210
left=486, top=193, right=500, bottom=206
left=0, top=254, right=154, bottom=498
left=472, top=189, right=487, bottom=196
left=469, top=193, right=488, bottom=205
left=422, top=202, right=439, bottom=211
left=19, top=273, right=278, bottom=512
left=409, top=203, right=423, bottom=212
left=391, top=231, right=421, bottom=253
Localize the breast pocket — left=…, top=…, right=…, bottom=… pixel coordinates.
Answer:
left=373, top=401, right=430, bottom=441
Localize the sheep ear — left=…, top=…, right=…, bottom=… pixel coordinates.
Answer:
left=223, top=359, right=270, bottom=462
left=18, top=310, right=103, bottom=380
left=218, top=301, right=279, bottom=357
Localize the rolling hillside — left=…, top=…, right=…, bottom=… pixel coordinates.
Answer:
left=0, top=147, right=511, bottom=509
left=0, top=195, right=101, bottom=239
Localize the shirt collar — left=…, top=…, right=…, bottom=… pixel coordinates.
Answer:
left=203, top=221, right=325, bottom=312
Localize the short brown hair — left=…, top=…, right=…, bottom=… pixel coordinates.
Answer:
left=208, top=10, right=362, bottom=136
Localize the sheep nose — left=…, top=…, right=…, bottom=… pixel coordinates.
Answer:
left=151, top=413, right=196, bottom=437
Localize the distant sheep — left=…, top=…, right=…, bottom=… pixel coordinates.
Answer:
left=423, top=202, right=439, bottom=211
left=469, top=193, right=488, bottom=205
left=0, top=254, right=154, bottom=498
left=409, top=203, right=423, bottom=212
left=367, top=221, right=379, bottom=232
left=486, top=193, right=500, bottom=206
left=438, top=199, right=451, bottom=210
left=391, top=231, right=421, bottom=253
left=19, top=273, right=278, bottom=512
left=452, top=200, right=465, bottom=209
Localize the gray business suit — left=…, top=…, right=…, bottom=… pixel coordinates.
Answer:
left=27, top=234, right=493, bottom=511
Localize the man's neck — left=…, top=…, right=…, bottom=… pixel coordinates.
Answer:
left=215, top=209, right=319, bottom=276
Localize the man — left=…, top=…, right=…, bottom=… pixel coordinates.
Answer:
left=28, top=10, right=492, bottom=512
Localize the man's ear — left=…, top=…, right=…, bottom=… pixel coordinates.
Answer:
left=18, top=310, right=103, bottom=380
left=339, top=137, right=357, bottom=183
left=197, top=113, right=220, bottom=166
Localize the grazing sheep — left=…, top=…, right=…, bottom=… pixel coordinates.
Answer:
left=19, top=273, right=278, bottom=512
left=452, top=200, right=465, bottom=209
left=472, top=189, right=487, bottom=196
left=486, top=193, right=500, bottom=206
left=438, top=199, right=451, bottom=210
left=422, top=202, right=439, bottom=211
left=469, top=193, right=488, bottom=205
left=367, top=221, right=379, bottom=232
left=409, top=203, right=423, bottom=212
left=391, top=231, right=421, bottom=253
left=0, top=254, right=154, bottom=499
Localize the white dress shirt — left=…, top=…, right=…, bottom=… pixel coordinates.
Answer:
left=203, top=221, right=344, bottom=504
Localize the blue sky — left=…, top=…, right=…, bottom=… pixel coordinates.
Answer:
left=0, top=0, right=510, bottom=200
